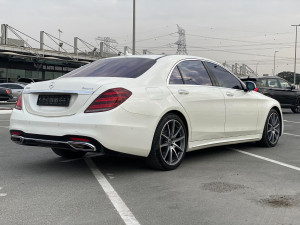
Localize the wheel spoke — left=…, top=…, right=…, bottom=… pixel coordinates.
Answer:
left=163, top=146, right=170, bottom=160
left=172, top=147, right=179, bottom=160
left=173, top=136, right=185, bottom=143
left=173, top=126, right=182, bottom=138
left=161, top=134, right=169, bottom=140
left=169, top=146, right=173, bottom=164
left=160, top=143, right=168, bottom=148
left=173, top=143, right=184, bottom=152
left=167, top=123, right=171, bottom=137
left=171, top=120, right=176, bottom=137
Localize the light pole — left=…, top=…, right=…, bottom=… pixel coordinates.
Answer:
left=132, top=0, right=135, bottom=55
left=273, top=50, right=278, bottom=76
left=292, top=24, right=300, bottom=85
left=58, top=29, right=63, bottom=52
left=256, top=63, right=258, bottom=75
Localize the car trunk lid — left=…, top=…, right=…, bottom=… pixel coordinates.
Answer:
left=23, top=77, right=129, bottom=117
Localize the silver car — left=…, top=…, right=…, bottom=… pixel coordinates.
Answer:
left=0, top=83, right=25, bottom=101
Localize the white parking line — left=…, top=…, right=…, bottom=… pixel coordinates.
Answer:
left=230, top=148, right=300, bottom=172
left=284, top=132, right=300, bottom=137
left=0, top=126, right=9, bottom=128
left=85, top=158, right=141, bottom=225
left=284, top=120, right=300, bottom=124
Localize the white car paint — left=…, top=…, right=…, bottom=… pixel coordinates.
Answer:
left=10, top=55, right=283, bottom=158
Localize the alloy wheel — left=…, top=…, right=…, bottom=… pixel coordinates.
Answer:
left=267, top=112, right=281, bottom=145
left=159, top=119, right=186, bottom=166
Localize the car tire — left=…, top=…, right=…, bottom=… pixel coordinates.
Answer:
left=51, top=148, right=87, bottom=158
left=258, top=109, right=281, bottom=147
left=291, top=98, right=300, bottom=113
left=146, top=113, right=187, bottom=170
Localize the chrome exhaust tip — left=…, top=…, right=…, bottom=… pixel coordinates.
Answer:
left=67, top=141, right=96, bottom=152
left=11, top=135, right=24, bottom=144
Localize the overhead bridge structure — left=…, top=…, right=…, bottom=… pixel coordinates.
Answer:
left=0, top=24, right=120, bottom=83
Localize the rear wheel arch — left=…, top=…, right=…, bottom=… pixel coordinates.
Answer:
left=162, top=110, right=190, bottom=141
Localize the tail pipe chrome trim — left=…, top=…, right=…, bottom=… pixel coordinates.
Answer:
left=11, top=135, right=97, bottom=152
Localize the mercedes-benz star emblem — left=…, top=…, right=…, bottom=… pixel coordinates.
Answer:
left=49, top=82, right=55, bottom=89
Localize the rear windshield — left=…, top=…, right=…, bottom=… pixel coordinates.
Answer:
left=62, top=58, right=156, bottom=78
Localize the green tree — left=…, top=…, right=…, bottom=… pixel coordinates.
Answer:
left=277, top=71, right=300, bottom=84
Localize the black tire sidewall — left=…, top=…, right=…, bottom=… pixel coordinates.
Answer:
left=291, top=98, right=300, bottom=113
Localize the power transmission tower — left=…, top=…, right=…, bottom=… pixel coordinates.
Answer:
left=175, top=25, right=188, bottom=55
left=95, top=36, right=118, bottom=54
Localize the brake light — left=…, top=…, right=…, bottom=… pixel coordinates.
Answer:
left=11, top=131, right=21, bottom=136
left=15, top=95, right=22, bottom=110
left=85, top=88, right=132, bottom=113
left=70, top=137, right=90, bottom=142
left=6, top=89, right=11, bottom=95
left=254, top=88, right=258, bottom=92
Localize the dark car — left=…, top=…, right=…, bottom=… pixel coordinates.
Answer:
left=241, top=76, right=300, bottom=113
left=17, top=78, right=41, bottom=84
left=0, top=87, right=13, bottom=101
left=0, top=83, right=25, bottom=101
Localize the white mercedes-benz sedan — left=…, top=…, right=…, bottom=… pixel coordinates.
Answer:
left=10, top=55, right=283, bottom=170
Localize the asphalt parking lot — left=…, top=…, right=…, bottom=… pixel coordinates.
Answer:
left=0, top=104, right=299, bottom=225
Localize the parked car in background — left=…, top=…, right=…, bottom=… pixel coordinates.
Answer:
left=17, top=78, right=41, bottom=84
left=0, top=87, right=13, bottom=101
left=0, top=83, right=25, bottom=101
left=241, top=76, right=300, bottom=113
left=10, top=55, right=283, bottom=170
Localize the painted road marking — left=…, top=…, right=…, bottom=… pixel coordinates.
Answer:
left=0, top=126, right=9, bottom=128
left=0, top=187, right=7, bottom=197
left=85, top=158, right=140, bottom=225
left=230, top=148, right=300, bottom=172
left=284, top=132, right=300, bottom=137
left=284, top=120, right=300, bottom=124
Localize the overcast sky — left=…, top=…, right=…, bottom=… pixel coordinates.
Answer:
left=1, top=0, right=300, bottom=75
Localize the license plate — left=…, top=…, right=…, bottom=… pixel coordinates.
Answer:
left=37, top=95, right=71, bottom=106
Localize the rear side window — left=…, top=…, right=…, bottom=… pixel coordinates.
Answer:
left=206, top=62, right=242, bottom=90
left=267, top=79, right=279, bottom=88
left=169, top=60, right=212, bottom=85
left=278, top=79, right=291, bottom=89
left=257, top=79, right=267, bottom=87
left=169, top=66, right=184, bottom=84
left=62, top=58, right=156, bottom=78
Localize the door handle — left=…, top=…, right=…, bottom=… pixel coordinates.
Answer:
left=226, top=92, right=234, bottom=97
left=178, top=89, right=189, bottom=95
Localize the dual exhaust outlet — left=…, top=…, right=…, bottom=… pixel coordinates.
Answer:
left=11, top=135, right=97, bottom=152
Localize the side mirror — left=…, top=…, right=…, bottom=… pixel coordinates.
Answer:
left=245, top=81, right=256, bottom=91
left=291, top=85, right=296, bottom=90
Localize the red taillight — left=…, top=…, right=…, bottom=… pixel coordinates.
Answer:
left=11, top=131, right=21, bottom=136
left=70, top=137, right=90, bottom=142
left=254, top=88, right=258, bottom=92
left=85, top=88, right=132, bottom=113
left=15, top=95, right=22, bottom=110
left=6, top=89, right=11, bottom=95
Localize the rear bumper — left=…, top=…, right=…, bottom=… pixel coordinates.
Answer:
left=10, top=107, right=159, bottom=157
left=10, top=131, right=100, bottom=152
